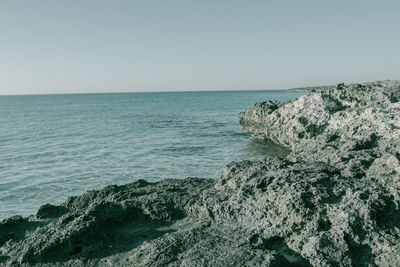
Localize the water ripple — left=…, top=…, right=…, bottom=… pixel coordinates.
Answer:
left=0, top=90, right=305, bottom=219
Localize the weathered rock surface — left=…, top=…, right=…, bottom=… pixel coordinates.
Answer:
left=1, top=80, right=399, bottom=266
left=237, top=80, right=400, bottom=265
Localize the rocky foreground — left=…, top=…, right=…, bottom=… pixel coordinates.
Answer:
left=1, top=80, right=400, bottom=266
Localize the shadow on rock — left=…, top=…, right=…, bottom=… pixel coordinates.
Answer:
left=0, top=215, right=47, bottom=246
left=250, top=234, right=312, bottom=266
left=243, top=138, right=291, bottom=159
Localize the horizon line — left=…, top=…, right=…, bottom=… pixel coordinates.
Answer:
left=1, top=78, right=397, bottom=97
left=0, top=88, right=295, bottom=97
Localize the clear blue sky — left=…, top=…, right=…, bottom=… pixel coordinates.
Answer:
left=0, top=0, right=399, bottom=95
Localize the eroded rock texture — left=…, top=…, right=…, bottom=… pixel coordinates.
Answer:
left=1, top=80, right=399, bottom=266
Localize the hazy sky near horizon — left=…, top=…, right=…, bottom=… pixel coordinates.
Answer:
left=0, top=1, right=399, bottom=95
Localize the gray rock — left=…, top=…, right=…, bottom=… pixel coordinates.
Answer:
left=238, top=100, right=284, bottom=140
left=36, top=204, right=68, bottom=219
left=1, top=80, right=399, bottom=266
left=236, top=80, right=400, bottom=265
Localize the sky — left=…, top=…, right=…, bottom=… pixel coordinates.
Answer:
left=0, top=0, right=399, bottom=95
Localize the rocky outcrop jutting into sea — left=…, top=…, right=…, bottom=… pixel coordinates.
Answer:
left=1, top=80, right=400, bottom=266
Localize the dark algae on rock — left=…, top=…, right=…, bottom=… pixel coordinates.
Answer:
left=1, top=80, right=400, bottom=266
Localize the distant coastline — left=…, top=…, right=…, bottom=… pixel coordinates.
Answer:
left=288, top=79, right=400, bottom=92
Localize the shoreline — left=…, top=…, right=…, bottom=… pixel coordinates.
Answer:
left=1, top=80, right=400, bottom=266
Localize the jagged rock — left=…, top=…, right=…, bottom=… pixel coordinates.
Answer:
left=236, top=80, right=400, bottom=265
left=239, top=81, right=400, bottom=177
left=0, top=216, right=26, bottom=246
left=0, top=178, right=214, bottom=266
left=238, top=101, right=284, bottom=139
left=1, top=80, right=399, bottom=266
left=36, top=204, right=68, bottom=219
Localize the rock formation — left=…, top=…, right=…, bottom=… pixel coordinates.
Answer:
left=1, top=80, right=399, bottom=266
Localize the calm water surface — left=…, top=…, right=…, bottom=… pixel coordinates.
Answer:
left=0, top=90, right=305, bottom=219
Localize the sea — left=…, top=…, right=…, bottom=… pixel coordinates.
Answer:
left=0, top=90, right=306, bottom=220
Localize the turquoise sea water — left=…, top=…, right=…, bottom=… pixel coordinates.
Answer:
left=0, top=90, right=305, bottom=219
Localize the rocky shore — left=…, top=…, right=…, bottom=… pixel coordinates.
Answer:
left=1, top=80, right=399, bottom=266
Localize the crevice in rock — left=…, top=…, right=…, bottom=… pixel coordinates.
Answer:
left=344, top=233, right=375, bottom=266
left=370, top=195, right=400, bottom=230
left=250, top=235, right=312, bottom=266
left=353, top=133, right=380, bottom=151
